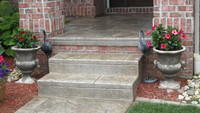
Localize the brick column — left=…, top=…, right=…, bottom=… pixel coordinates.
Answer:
left=64, top=0, right=104, bottom=17
left=153, top=0, right=194, bottom=77
left=18, top=0, right=65, bottom=36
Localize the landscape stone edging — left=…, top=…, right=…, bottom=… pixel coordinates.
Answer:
left=135, top=97, right=200, bottom=107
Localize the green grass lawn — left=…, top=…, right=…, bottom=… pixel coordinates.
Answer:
left=127, top=102, right=200, bottom=113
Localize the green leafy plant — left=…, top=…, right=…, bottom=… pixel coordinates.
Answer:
left=146, top=24, right=186, bottom=51
left=13, top=29, right=40, bottom=48
left=0, top=1, right=19, bottom=56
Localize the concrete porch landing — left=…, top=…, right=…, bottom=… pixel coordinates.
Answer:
left=15, top=97, right=131, bottom=113
left=62, top=14, right=152, bottom=38
left=50, top=14, right=153, bottom=46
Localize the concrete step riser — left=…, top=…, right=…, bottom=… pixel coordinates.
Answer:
left=49, top=63, right=138, bottom=76
left=38, top=53, right=142, bottom=101
left=38, top=82, right=138, bottom=101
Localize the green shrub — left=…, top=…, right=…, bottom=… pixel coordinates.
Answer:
left=0, top=1, right=19, bottom=57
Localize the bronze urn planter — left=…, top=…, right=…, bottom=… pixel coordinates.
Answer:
left=153, top=46, right=186, bottom=89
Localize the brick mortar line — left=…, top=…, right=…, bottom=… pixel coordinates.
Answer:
left=154, top=11, right=194, bottom=12
left=107, top=7, right=153, bottom=8
left=154, top=5, right=193, bottom=7
left=151, top=16, right=193, bottom=18
left=22, top=7, right=62, bottom=9
left=20, top=16, right=64, bottom=20
left=154, top=11, right=193, bottom=13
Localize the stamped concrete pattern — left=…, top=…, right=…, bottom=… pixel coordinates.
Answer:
left=38, top=53, right=142, bottom=101
left=15, top=97, right=131, bottom=113
left=38, top=73, right=138, bottom=100
left=62, top=14, right=152, bottom=38
left=16, top=39, right=143, bottom=112
left=50, top=14, right=153, bottom=46
left=48, top=53, right=141, bottom=76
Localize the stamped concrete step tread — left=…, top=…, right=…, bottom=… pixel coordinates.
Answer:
left=50, top=53, right=142, bottom=64
left=49, top=37, right=140, bottom=46
left=15, top=97, right=131, bottom=113
left=38, top=73, right=138, bottom=89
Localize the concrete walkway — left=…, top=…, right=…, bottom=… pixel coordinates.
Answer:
left=15, top=97, right=131, bottom=113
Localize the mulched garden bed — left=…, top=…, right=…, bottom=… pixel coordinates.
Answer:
left=0, top=77, right=188, bottom=113
left=0, top=83, right=37, bottom=113
left=0, top=57, right=40, bottom=113
left=137, top=78, right=188, bottom=101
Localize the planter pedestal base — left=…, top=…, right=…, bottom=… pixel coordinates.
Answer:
left=16, top=75, right=35, bottom=84
left=159, top=79, right=180, bottom=90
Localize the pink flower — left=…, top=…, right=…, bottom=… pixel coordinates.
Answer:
left=172, top=30, right=178, bottom=35
left=152, top=25, right=157, bottom=30
left=165, top=34, right=171, bottom=39
left=181, top=34, right=186, bottom=39
left=146, top=41, right=152, bottom=47
left=160, top=44, right=167, bottom=49
left=179, top=29, right=184, bottom=34
left=145, top=30, right=151, bottom=36
left=0, top=56, right=4, bottom=63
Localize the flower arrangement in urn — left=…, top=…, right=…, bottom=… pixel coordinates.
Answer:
left=0, top=56, right=11, bottom=101
left=13, top=29, right=39, bottom=48
left=11, top=29, right=40, bottom=84
left=146, top=24, right=186, bottom=89
left=146, top=24, right=186, bottom=51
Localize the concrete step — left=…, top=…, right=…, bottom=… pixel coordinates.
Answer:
left=38, top=72, right=140, bottom=101
left=15, top=96, right=131, bottom=113
left=49, top=53, right=142, bottom=76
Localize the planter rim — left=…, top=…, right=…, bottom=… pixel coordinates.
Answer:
left=11, top=46, right=40, bottom=51
left=153, top=46, right=186, bottom=54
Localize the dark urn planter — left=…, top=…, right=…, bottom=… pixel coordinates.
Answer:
left=11, top=46, right=40, bottom=84
left=153, top=46, right=186, bottom=89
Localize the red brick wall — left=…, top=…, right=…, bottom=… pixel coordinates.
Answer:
left=146, top=0, right=194, bottom=78
left=18, top=0, right=65, bottom=36
left=64, top=0, right=104, bottom=17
